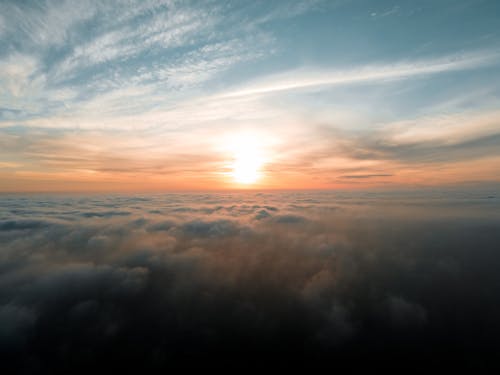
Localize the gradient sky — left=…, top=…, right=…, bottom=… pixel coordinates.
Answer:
left=0, top=0, right=499, bottom=191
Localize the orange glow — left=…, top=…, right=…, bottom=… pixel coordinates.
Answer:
left=230, top=136, right=265, bottom=185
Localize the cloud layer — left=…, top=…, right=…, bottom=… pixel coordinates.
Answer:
left=1, top=191, right=500, bottom=371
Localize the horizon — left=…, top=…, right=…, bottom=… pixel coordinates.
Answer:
left=1, top=182, right=499, bottom=194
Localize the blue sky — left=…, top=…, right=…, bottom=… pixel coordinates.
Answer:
left=0, top=0, right=499, bottom=191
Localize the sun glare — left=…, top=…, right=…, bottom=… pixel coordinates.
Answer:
left=233, top=152, right=261, bottom=184
left=227, top=135, right=265, bottom=185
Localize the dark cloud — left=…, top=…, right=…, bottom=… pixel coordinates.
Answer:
left=0, top=219, right=51, bottom=231
left=274, top=214, right=308, bottom=224
left=1, top=191, right=500, bottom=372
left=179, top=219, right=242, bottom=237
left=147, top=219, right=177, bottom=232
left=254, top=209, right=271, bottom=220
left=80, top=211, right=131, bottom=218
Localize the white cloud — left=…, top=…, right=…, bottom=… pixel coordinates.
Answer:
left=0, top=54, right=46, bottom=112
left=381, top=110, right=500, bottom=146
left=0, top=0, right=99, bottom=47
left=220, top=50, right=500, bottom=98
left=51, top=4, right=217, bottom=81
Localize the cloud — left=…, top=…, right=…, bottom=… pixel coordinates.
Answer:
left=0, top=219, right=52, bottom=231
left=381, top=110, right=500, bottom=146
left=0, top=0, right=98, bottom=48
left=179, top=219, right=242, bottom=237
left=0, top=304, right=36, bottom=346
left=254, top=209, right=272, bottom=220
left=383, top=296, right=427, bottom=329
left=80, top=211, right=131, bottom=218
left=220, top=50, right=500, bottom=98
left=1, top=192, right=500, bottom=370
left=370, top=5, right=400, bottom=19
left=333, top=110, right=500, bottom=166
left=0, top=53, right=44, bottom=114
left=340, top=174, right=393, bottom=179
left=51, top=4, right=215, bottom=81
left=274, top=214, right=308, bottom=224
left=0, top=0, right=278, bottom=126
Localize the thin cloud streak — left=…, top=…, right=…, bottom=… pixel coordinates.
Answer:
left=221, top=51, right=500, bottom=98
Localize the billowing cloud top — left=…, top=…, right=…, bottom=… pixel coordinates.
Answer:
left=1, top=191, right=500, bottom=371
left=0, top=0, right=500, bottom=191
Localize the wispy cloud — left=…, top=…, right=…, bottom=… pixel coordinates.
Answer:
left=340, top=174, right=393, bottom=179
left=0, top=0, right=279, bottom=124
left=370, top=5, right=400, bottom=19
left=0, top=0, right=100, bottom=53
left=221, top=51, right=500, bottom=98
left=51, top=5, right=215, bottom=82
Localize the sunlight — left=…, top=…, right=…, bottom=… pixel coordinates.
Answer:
left=226, top=134, right=266, bottom=185
left=232, top=150, right=261, bottom=184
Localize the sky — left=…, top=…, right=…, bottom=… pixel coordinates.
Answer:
left=0, top=0, right=500, bottom=191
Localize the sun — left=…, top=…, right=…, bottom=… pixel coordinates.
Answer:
left=232, top=151, right=261, bottom=184
left=227, top=135, right=265, bottom=185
